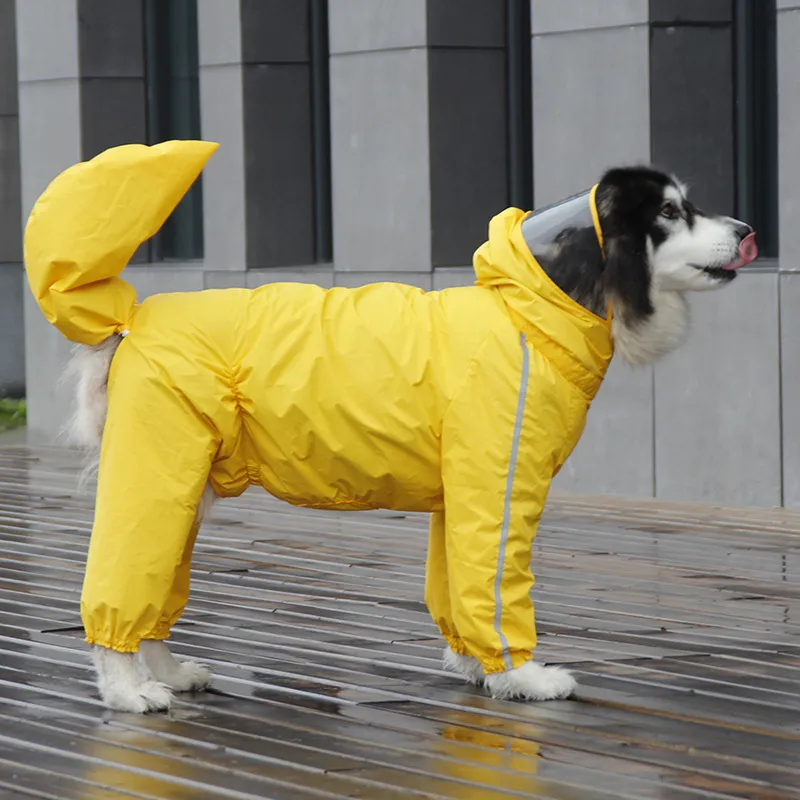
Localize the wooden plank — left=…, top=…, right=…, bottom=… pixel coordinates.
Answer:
left=1, top=445, right=799, bottom=798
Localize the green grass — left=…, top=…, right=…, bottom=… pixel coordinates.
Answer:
left=0, top=398, right=26, bottom=432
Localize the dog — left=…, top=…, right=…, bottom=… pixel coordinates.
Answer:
left=46, top=162, right=755, bottom=713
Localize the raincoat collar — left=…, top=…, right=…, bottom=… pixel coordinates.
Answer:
left=472, top=198, right=614, bottom=401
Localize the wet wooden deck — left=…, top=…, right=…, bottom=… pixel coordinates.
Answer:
left=0, top=443, right=799, bottom=799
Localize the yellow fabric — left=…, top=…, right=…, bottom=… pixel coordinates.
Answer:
left=589, top=183, right=606, bottom=259
left=24, top=145, right=614, bottom=667
left=23, top=140, right=219, bottom=345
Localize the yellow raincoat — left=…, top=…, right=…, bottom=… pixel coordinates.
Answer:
left=24, top=142, right=613, bottom=673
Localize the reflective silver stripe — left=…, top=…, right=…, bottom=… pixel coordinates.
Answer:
left=493, top=332, right=530, bottom=670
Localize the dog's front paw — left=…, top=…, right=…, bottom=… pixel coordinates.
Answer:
left=442, top=646, right=485, bottom=686
left=103, top=680, right=174, bottom=713
left=483, top=660, right=576, bottom=701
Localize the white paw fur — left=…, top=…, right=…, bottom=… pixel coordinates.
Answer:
left=138, top=639, right=212, bottom=693
left=483, top=659, right=576, bottom=701
left=92, top=646, right=173, bottom=713
left=442, top=646, right=485, bottom=685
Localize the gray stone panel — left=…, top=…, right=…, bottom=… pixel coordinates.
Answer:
left=126, top=267, right=205, bottom=300
left=650, top=24, right=735, bottom=216
left=654, top=274, right=781, bottom=507
left=0, top=264, right=24, bottom=396
left=328, top=0, right=427, bottom=54
left=532, top=25, right=650, bottom=206
left=15, top=3, right=83, bottom=424
left=649, top=0, right=732, bottom=23
left=16, top=78, right=82, bottom=215
left=242, top=64, right=315, bottom=268
left=0, top=0, right=18, bottom=115
left=428, top=47, right=507, bottom=267
left=426, top=0, right=505, bottom=47
left=334, top=271, right=433, bottom=290
left=0, top=115, right=22, bottom=263
left=246, top=269, right=334, bottom=289
left=330, top=49, right=431, bottom=271
left=76, top=0, right=144, bottom=78
left=22, top=292, right=74, bottom=443
left=780, top=273, right=800, bottom=508
left=778, top=9, right=800, bottom=270
left=531, top=0, right=648, bottom=34
left=14, top=0, right=79, bottom=82
left=240, top=0, right=309, bottom=64
left=198, top=0, right=242, bottom=67
left=204, top=271, right=249, bottom=290
left=553, top=360, right=654, bottom=498
left=79, top=78, right=147, bottom=160
left=432, top=268, right=475, bottom=290
left=199, top=63, right=246, bottom=270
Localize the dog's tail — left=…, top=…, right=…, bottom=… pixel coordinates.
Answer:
left=63, top=336, right=122, bottom=451
left=24, top=140, right=218, bottom=346
left=22, top=140, right=219, bottom=460
left=58, top=337, right=122, bottom=485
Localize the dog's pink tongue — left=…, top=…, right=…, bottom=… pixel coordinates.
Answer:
left=726, top=232, right=758, bottom=270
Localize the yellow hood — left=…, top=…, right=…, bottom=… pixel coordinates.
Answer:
left=473, top=206, right=613, bottom=400
left=23, top=140, right=219, bottom=345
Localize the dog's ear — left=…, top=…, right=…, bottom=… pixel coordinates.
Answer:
left=604, top=232, right=654, bottom=322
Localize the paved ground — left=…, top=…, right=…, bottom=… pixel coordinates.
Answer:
left=0, top=443, right=799, bottom=799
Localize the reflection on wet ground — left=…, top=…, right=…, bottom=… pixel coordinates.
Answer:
left=0, top=445, right=799, bottom=798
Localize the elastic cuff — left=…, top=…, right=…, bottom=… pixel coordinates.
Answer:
left=480, top=650, right=533, bottom=675
left=443, top=637, right=535, bottom=674
left=444, top=635, right=468, bottom=656
left=147, top=624, right=172, bottom=641
left=84, top=635, right=139, bottom=653
left=85, top=626, right=171, bottom=653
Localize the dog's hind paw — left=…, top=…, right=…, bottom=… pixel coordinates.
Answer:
left=483, top=660, right=576, bottom=701
left=166, top=661, right=212, bottom=693
left=137, top=639, right=212, bottom=693
left=104, top=680, right=174, bottom=714
left=442, top=646, right=485, bottom=686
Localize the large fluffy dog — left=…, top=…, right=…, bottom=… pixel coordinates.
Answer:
left=24, top=143, right=756, bottom=713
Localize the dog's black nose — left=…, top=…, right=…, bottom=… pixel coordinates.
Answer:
left=733, top=220, right=754, bottom=240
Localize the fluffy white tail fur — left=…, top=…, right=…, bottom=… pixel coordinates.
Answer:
left=61, top=337, right=124, bottom=487
left=64, top=336, right=218, bottom=520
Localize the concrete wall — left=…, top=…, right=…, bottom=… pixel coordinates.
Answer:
left=0, top=0, right=24, bottom=397
left=547, top=0, right=785, bottom=510
left=532, top=1, right=655, bottom=500
left=16, top=0, right=82, bottom=433
left=551, top=0, right=784, bottom=510
left=10, top=0, right=796, bottom=510
left=778, top=0, right=800, bottom=508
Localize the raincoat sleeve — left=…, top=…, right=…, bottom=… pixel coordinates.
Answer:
left=81, top=341, right=220, bottom=652
left=437, top=331, right=567, bottom=674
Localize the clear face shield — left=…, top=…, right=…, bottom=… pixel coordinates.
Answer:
left=520, top=185, right=605, bottom=266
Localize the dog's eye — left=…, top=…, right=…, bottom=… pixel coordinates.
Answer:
left=660, top=202, right=681, bottom=220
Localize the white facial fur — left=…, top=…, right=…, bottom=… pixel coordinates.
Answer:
left=649, top=184, right=748, bottom=292
left=612, top=289, right=690, bottom=367
left=612, top=180, right=749, bottom=367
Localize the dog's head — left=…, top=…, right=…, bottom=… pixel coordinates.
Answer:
left=596, top=166, right=757, bottom=321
